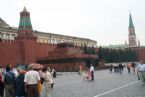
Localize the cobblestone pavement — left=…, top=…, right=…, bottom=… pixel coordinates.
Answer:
left=51, top=69, right=145, bottom=97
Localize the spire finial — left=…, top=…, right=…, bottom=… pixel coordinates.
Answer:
left=129, top=11, right=134, bottom=28
left=23, top=6, right=27, bottom=12
left=129, top=9, right=131, bottom=13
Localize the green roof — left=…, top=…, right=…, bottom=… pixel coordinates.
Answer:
left=129, top=14, right=134, bottom=28
left=18, top=7, right=33, bottom=30
left=19, top=17, right=32, bottom=28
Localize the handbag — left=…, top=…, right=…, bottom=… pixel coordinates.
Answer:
left=37, top=82, right=42, bottom=93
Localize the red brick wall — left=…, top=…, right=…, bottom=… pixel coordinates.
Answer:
left=0, top=40, right=22, bottom=66
left=44, top=62, right=85, bottom=71
left=0, top=39, right=57, bottom=66
left=20, top=38, right=37, bottom=64
left=36, top=43, right=56, bottom=58
left=0, top=38, right=145, bottom=70
left=135, top=47, right=145, bottom=61
left=0, top=38, right=56, bottom=65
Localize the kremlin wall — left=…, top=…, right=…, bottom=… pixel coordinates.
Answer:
left=0, top=7, right=145, bottom=71
left=0, top=7, right=98, bottom=71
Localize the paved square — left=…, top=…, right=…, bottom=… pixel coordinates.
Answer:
left=51, top=69, right=145, bottom=97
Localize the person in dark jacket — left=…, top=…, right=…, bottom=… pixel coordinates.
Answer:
left=15, top=68, right=27, bottom=97
left=118, top=63, right=123, bottom=74
left=109, top=64, right=113, bottom=73
left=4, top=65, right=16, bottom=97
left=0, top=65, right=4, bottom=97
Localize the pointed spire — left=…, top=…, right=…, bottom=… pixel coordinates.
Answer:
left=128, top=12, right=137, bottom=46
left=22, top=6, right=27, bottom=12
left=129, top=13, right=134, bottom=28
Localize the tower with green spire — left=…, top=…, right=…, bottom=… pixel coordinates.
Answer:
left=128, top=13, right=137, bottom=46
left=16, top=7, right=37, bottom=64
left=19, top=7, right=33, bottom=30
left=17, top=7, right=37, bottom=38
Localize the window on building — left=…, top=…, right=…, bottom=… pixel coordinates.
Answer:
left=1, top=33, right=4, bottom=39
left=44, top=39, right=48, bottom=43
left=48, top=39, right=51, bottom=43
left=5, top=34, right=10, bottom=39
left=63, top=40, right=66, bottom=43
left=40, top=39, right=43, bottom=43
left=12, top=34, right=16, bottom=40
left=52, top=39, right=55, bottom=44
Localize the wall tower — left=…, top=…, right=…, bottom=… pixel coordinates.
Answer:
left=128, top=13, right=137, bottom=46
left=16, top=7, right=37, bottom=64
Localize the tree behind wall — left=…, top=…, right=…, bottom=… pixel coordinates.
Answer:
left=98, top=47, right=138, bottom=63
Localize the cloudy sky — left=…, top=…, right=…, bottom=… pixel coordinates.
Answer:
left=0, top=0, right=145, bottom=46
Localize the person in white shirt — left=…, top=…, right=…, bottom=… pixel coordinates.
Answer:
left=41, top=67, right=53, bottom=97
left=137, top=60, right=145, bottom=85
left=24, top=63, right=40, bottom=97
left=90, top=65, right=95, bottom=81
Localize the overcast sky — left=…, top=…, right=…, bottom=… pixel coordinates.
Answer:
left=0, top=0, right=145, bottom=46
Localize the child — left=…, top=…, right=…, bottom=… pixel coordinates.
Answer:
left=86, top=70, right=92, bottom=81
left=82, top=69, right=87, bottom=81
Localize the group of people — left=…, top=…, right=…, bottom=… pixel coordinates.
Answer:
left=109, top=61, right=145, bottom=85
left=109, top=62, right=137, bottom=74
left=109, top=63, right=124, bottom=74
left=0, top=63, right=54, bottom=97
left=126, top=62, right=136, bottom=74
left=80, top=65, right=95, bottom=81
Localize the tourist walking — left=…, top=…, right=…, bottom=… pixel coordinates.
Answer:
left=136, top=60, right=145, bottom=85
left=4, top=65, right=16, bottom=97
left=131, top=62, right=136, bottom=74
left=81, top=69, right=87, bottom=81
left=52, top=69, right=56, bottom=78
left=41, top=67, right=53, bottom=97
left=47, top=67, right=54, bottom=90
left=90, top=65, right=94, bottom=81
left=15, top=68, right=26, bottom=97
left=127, top=63, right=131, bottom=74
left=24, top=63, right=40, bottom=97
left=109, top=64, right=113, bottom=73
left=118, top=63, right=123, bottom=74
left=86, top=69, right=92, bottom=81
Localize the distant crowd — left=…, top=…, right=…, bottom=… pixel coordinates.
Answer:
left=108, top=61, right=145, bottom=85
left=108, top=62, right=135, bottom=74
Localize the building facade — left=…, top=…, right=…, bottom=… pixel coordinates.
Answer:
left=0, top=7, right=97, bottom=48
left=0, top=7, right=98, bottom=71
